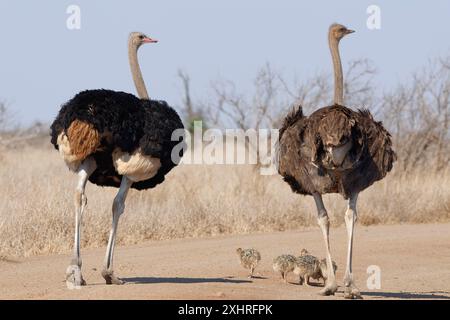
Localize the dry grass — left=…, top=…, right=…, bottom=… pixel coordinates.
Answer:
left=0, top=145, right=449, bottom=259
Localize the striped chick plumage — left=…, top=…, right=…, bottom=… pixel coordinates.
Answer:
left=294, top=254, right=321, bottom=286
left=273, top=254, right=297, bottom=283
left=319, top=258, right=338, bottom=284
left=236, top=248, right=261, bottom=278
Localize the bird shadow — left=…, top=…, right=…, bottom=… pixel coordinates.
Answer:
left=291, top=282, right=324, bottom=287
left=250, top=276, right=268, bottom=280
left=361, top=291, right=450, bottom=300
left=0, top=257, right=20, bottom=264
left=122, top=276, right=252, bottom=285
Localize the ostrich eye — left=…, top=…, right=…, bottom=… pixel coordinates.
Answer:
left=340, top=137, right=348, bottom=144
left=139, top=35, right=144, bottom=39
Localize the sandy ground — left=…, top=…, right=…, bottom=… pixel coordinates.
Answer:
left=1, top=223, right=450, bottom=300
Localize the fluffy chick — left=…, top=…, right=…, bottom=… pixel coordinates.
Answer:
left=318, top=258, right=338, bottom=285
left=273, top=254, right=297, bottom=283
left=295, top=254, right=321, bottom=286
left=236, top=248, right=261, bottom=278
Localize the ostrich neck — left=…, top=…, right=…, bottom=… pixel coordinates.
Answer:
left=329, top=36, right=344, bottom=105
left=128, top=43, right=150, bottom=100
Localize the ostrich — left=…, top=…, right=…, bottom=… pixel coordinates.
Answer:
left=277, top=23, right=396, bottom=298
left=50, top=32, right=185, bottom=287
left=236, top=248, right=261, bottom=278
left=295, top=254, right=321, bottom=286
left=273, top=254, right=297, bottom=283
left=318, top=258, right=338, bottom=285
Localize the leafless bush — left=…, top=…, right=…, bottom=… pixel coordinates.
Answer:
left=0, top=101, right=13, bottom=151
left=177, top=56, right=450, bottom=173
left=278, top=58, right=377, bottom=116
left=177, top=69, right=209, bottom=131
left=381, top=57, right=450, bottom=171
left=199, top=64, right=285, bottom=130
left=0, top=102, right=7, bottom=129
left=0, top=102, right=48, bottom=150
left=176, top=59, right=376, bottom=133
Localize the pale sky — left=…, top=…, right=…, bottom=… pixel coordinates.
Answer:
left=0, top=0, right=449, bottom=125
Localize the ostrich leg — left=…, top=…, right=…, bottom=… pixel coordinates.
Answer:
left=313, top=193, right=338, bottom=296
left=343, top=193, right=362, bottom=299
left=101, top=176, right=133, bottom=285
left=66, top=157, right=96, bottom=289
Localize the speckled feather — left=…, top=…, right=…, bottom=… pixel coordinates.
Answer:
left=319, top=258, right=338, bottom=282
left=272, top=254, right=297, bottom=273
left=237, top=248, right=261, bottom=269
left=295, top=254, right=321, bottom=278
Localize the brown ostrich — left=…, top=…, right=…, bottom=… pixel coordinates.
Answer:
left=277, top=23, right=396, bottom=299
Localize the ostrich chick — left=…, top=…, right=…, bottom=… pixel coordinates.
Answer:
left=273, top=254, right=297, bottom=283
left=318, top=258, right=338, bottom=285
left=236, top=248, right=261, bottom=278
left=294, top=254, right=321, bottom=286
left=300, top=248, right=309, bottom=256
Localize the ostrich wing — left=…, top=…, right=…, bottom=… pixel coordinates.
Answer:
left=356, top=109, right=397, bottom=179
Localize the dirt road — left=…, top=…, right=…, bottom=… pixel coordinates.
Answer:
left=1, top=223, right=450, bottom=299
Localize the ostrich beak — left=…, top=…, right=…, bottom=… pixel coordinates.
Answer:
left=346, top=29, right=355, bottom=34
left=143, top=37, right=158, bottom=43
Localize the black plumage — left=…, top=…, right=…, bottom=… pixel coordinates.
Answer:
left=50, top=89, right=185, bottom=190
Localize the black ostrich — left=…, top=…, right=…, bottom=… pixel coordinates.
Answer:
left=278, top=24, right=396, bottom=298
left=50, top=32, right=185, bottom=287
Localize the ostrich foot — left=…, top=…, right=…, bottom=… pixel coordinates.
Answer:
left=101, top=269, right=125, bottom=285
left=318, top=283, right=338, bottom=296
left=66, top=265, right=86, bottom=289
left=344, top=285, right=363, bottom=299
left=304, top=277, right=312, bottom=287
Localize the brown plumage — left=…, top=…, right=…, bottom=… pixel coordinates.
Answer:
left=66, top=120, right=101, bottom=161
left=278, top=104, right=396, bottom=199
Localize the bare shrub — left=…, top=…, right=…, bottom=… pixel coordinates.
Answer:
left=0, top=102, right=48, bottom=151
left=381, top=57, right=450, bottom=171
left=177, top=56, right=449, bottom=173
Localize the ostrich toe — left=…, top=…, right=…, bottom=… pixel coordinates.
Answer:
left=66, top=265, right=86, bottom=289
left=101, top=269, right=125, bottom=285
left=318, top=283, right=338, bottom=296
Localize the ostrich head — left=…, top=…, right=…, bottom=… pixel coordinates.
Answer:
left=329, top=23, right=355, bottom=42
left=129, top=32, right=158, bottom=48
left=318, top=110, right=355, bottom=168
left=236, top=248, right=243, bottom=255
left=300, top=248, right=309, bottom=256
